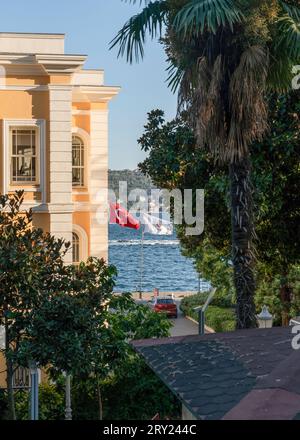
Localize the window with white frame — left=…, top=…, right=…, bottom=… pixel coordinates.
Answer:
left=10, top=127, right=39, bottom=184
left=72, top=135, right=85, bottom=187
left=72, top=232, right=80, bottom=265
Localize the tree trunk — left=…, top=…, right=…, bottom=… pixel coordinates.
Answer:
left=5, top=319, right=16, bottom=420
left=96, top=377, right=103, bottom=421
left=229, top=156, right=257, bottom=329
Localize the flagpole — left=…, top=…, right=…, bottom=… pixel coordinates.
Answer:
left=139, top=226, right=144, bottom=300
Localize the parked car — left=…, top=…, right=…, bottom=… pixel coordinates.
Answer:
left=153, top=297, right=178, bottom=319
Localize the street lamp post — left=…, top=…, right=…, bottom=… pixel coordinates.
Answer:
left=29, top=361, right=39, bottom=421
left=65, top=374, right=72, bottom=420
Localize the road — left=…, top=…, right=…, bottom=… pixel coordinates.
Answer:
left=138, top=298, right=199, bottom=337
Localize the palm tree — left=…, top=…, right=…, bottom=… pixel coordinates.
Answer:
left=111, top=0, right=300, bottom=329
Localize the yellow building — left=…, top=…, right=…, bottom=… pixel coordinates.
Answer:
left=0, top=32, right=120, bottom=264
left=0, top=32, right=120, bottom=388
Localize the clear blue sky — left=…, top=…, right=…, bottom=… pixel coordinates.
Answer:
left=1, top=0, right=177, bottom=169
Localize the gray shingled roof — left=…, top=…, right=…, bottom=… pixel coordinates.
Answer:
left=132, top=327, right=300, bottom=420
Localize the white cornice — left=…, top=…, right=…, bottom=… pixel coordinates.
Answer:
left=0, top=32, right=65, bottom=39
left=30, top=203, right=74, bottom=213
left=72, top=85, right=121, bottom=103
left=0, top=85, right=120, bottom=96
left=35, top=54, right=87, bottom=74
left=0, top=54, right=36, bottom=64
left=0, top=85, right=49, bottom=91
left=0, top=53, right=87, bottom=74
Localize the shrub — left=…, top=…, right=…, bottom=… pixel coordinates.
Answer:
left=180, top=293, right=236, bottom=332
left=205, top=307, right=236, bottom=332
left=181, top=291, right=233, bottom=313
left=255, top=265, right=300, bottom=326
left=101, top=353, right=181, bottom=420
left=15, top=384, right=64, bottom=420
left=70, top=351, right=181, bottom=421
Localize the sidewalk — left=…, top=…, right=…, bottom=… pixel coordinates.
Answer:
left=170, top=313, right=199, bottom=337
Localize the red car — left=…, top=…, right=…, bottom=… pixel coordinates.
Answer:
left=153, top=297, right=178, bottom=319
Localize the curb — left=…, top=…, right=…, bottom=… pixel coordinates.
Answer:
left=185, top=315, right=215, bottom=334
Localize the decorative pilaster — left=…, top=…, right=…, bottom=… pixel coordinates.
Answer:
left=49, top=85, right=73, bottom=263
left=89, top=109, right=109, bottom=260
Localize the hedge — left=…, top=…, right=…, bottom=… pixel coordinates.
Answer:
left=180, top=293, right=236, bottom=332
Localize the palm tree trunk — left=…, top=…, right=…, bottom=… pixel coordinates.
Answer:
left=229, top=156, right=257, bottom=329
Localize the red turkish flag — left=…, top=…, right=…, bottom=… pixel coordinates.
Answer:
left=109, top=203, right=140, bottom=230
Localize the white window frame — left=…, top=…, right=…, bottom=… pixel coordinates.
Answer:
left=72, top=135, right=85, bottom=188
left=3, top=119, right=46, bottom=203
left=10, top=126, right=39, bottom=185
left=72, top=224, right=88, bottom=263
left=72, top=127, right=89, bottom=193
left=72, top=231, right=80, bottom=265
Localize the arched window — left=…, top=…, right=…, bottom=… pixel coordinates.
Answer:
left=72, top=232, right=80, bottom=265
left=72, top=135, right=85, bottom=187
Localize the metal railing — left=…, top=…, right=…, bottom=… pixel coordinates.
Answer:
left=194, top=288, right=217, bottom=335
left=12, top=366, right=31, bottom=389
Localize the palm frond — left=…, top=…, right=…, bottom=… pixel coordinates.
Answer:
left=195, top=55, right=226, bottom=157
left=267, top=54, right=295, bottom=93
left=276, top=16, right=300, bottom=60
left=110, top=1, right=167, bottom=63
left=178, top=63, right=200, bottom=111
left=227, top=46, right=269, bottom=162
left=276, top=1, right=300, bottom=61
left=166, top=63, right=185, bottom=93
left=280, top=1, right=300, bottom=22
left=173, top=0, right=244, bottom=37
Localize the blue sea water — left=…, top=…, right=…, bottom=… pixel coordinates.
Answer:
left=109, top=224, right=208, bottom=292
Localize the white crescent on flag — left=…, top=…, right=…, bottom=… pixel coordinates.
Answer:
left=140, top=212, right=173, bottom=236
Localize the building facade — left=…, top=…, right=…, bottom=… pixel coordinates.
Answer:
left=0, top=32, right=119, bottom=264
left=0, top=33, right=119, bottom=389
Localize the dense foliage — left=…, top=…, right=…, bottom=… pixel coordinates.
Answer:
left=1, top=301, right=178, bottom=420
left=112, top=0, right=300, bottom=328
left=0, top=191, right=71, bottom=419
left=138, top=91, right=300, bottom=324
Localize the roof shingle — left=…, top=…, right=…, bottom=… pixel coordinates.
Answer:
left=133, top=327, right=300, bottom=420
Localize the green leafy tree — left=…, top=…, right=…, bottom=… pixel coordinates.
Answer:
left=70, top=295, right=172, bottom=420
left=28, top=288, right=172, bottom=420
left=111, top=0, right=300, bottom=328
left=19, top=258, right=119, bottom=421
left=0, top=191, right=70, bottom=420
left=0, top=192, right=118, bottom=420
left=253, top=92, right=300, bottom=323
left=20, top=258, right=117, bottom=377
